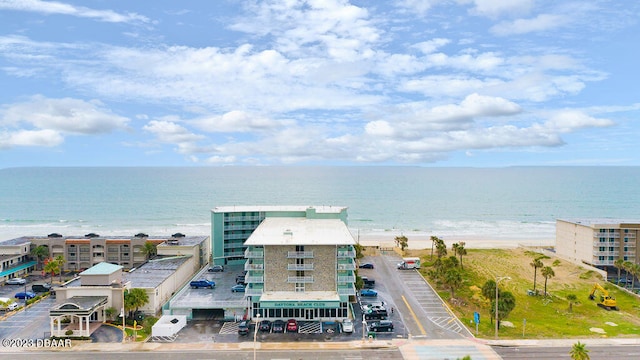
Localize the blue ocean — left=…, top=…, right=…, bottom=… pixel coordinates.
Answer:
left=1, top=166, right=639, bottom=242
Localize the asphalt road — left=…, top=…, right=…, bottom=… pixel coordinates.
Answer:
left=0, top=349, right=404, bottom=360
left=493, top=344, right=640, bottom=359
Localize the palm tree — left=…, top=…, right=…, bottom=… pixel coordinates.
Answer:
left=141, top=241, right=158, bottom=259
left=124, top=288, right=150, bottom=319
left=570, top=341, right=590, bottom=360
left=31, top=245, right=49, bottom=270
left=530, top=258, right=543, bottom=293
left=567, top=294, right=578, bottom=312
left=541, top=266, right=555, bottom=297
left=452, top=242, right=460, bottom=257
left=631, top=263, right=640, bottom=290
left=43, top=258, right=59, bottom=285
left=623, top=261, right=634, bottom=283
left=394, top=235, right=408, bottom=252
left=614, top=258, right=625, bottom=282
left=436, top=238, right=447, bottom=259
left=54, top=255, right=65, bottom=283
left=430, top=236, right=439, bottom=260
left=457, top=242, right=467, bottom=269
left=444, top=267, right=463, bottom=297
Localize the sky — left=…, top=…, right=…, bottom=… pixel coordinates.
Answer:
left=1, top=0, right=639, bottom=167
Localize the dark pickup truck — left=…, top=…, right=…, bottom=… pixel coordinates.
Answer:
left=190, top=280, right=215, bottom=289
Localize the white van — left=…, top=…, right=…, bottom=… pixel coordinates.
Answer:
left=0, top=297, right=18, bottom=311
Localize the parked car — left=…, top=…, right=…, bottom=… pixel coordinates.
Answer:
left=359, top=263, right=374, bottom=269
left=361, top=276, right=376, bottom=288
left=272, top=320, right=285, bottom=333
left=236, top=275, right=246, bottom=285
left=14, top=291, right=36, bottom=300
left=286, top=319, right=298, bottom=333
left=6, top=278, right=26, bottom=285
left=237, top=321, right=250, bottom=335
left=208, top=265, right=224, bottom=272
left=369, top=320, right=394, bottom=332
left=364, top=309, right=388, bottom=320
left=360, top=289, right=378, bottom=297
left=342, top=319, right=354, bottom=333
left=231, top=284, right=246, bottom=293
left=190, top=279, right=215, bottom=289
left=259, top=319, right=272, bottom=332
left=32, top=283, right=51, bottom=293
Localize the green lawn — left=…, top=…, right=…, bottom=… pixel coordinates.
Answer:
left=415, top=248, right=640, bottom=339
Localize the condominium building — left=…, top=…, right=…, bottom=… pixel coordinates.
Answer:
left=0, top=233, right=210, bottom=274
left=556, top=219, right=639, bottom=267
left=211, top=206, right=348, bottom=265
left=244, top=217, right=357, bottom=322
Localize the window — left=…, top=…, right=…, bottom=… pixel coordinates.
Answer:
left=609, top=229, right=615, bottom=233
left=624, top=229, right=629, bottom=233
left=599, top=247, right=605, bottom=252
left=609, top=247, right=615, bottom=252
left=295, top=283, right=305, bottom=292
left=600, top=237, right=606, bottom=242
left=598, top=256, right=605, bottom=261
left=296, top=245, right=305, bottom=252
left=599, top=229, right=606, bottom=233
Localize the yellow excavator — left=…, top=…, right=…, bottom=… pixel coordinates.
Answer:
left=589, top=283, right=619, bottom=310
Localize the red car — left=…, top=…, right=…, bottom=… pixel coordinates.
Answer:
left=286, top=319, right=298, bottom=333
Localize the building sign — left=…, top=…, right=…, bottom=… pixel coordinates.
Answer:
left=260, top=301, right=340, bottom=308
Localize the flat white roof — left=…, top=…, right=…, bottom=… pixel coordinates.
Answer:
left=260, top=291, right=340, bottom=302
left=558, top=219, right=640, bottom=227
left=244, top=217, right=356, bottom=246
left=212, top=205, right=346, bottom=214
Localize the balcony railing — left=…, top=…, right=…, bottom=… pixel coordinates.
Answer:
left=287, top=276, right=314, bottom=283
left=245, top=288, right=263, bottom=296
left=337, top=262, right=356, bottom=270
left=338, top=285, right=356, bottom=296
left=337, top=250, right=356, bottom=258
left=287, top=251, right=314, bottom=259
left=337, top=276, right=355, bottom=283
left=245, top=263, right=264, bottom=271
left=225, top=224, right=258, bottom=231
left=594, top=232, right=620, bottom=238
left=225, top=215, right=261, bottom=222
left=246, top=276, right=264, bottom=283
left=244, top=249, right=264, bottom=258
left=287, top=264, right=314, bottom=271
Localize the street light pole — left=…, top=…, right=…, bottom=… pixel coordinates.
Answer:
left=253, top=313, right=260, bottom=360
left=495, top=276, right=510, bottom=339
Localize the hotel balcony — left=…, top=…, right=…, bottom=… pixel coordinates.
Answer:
left=246, top=287, right=264, bottom=296
left=245, top=263, right=264, bottom=271
left=287, top=264, right=314, bottom=271
left=338, top=284, right=356, bottom=296
left=337, top=276, right=355, bottom=283
left=245, top=249, right=264, bottom=258
left=337, top=250, right=356, bottom=258
left=225, top=223, right=259, bottom=231
left=225, top=215, right=261, bottom=222
left=287, top=276, right=314, bottom=283
left=224, top=233, right=251, bottom=240
left=337, top=261, right=356, bottom=270
left=287, top=251, right=314, bottom=259
left=246, top=276, right=264, bottom=284
left=594, top=232, right=620, bottom=238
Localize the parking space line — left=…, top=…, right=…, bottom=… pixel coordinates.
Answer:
left=401, top=295, right=426, bottom=336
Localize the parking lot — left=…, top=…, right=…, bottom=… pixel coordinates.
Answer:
left=0, top=275, right=55, bottom=340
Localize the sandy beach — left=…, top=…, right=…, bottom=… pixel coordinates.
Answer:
left=352, top=229, right=554, bottom=250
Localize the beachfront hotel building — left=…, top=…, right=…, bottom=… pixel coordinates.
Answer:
left=0, top=233, right=210, bottom=274
left=556, top=219, right=639, bottom=268
left=243, top=217, right=357, bottom=322
left=211, top=206, right=348, bottom=266
left=211, top=206, right=357, bottom=322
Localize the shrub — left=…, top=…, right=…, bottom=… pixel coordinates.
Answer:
left=65, top=329, right=74, bottom=336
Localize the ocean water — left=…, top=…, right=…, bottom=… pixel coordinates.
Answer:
left=1, top=166, right=639, bottom=242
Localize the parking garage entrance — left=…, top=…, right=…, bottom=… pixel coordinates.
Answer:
left=191, top=308, right=224, bottom=320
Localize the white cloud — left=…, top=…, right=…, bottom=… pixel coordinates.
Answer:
left=0, top=0, right=150, bottom=23
left=412, top=38, right=451, bottom=54
left=491, top=14, right=567, bottom=36
left=544, top=110, right=614, bottom=133
left=463, top=0, right=534, bottom=18
left=142, top=120, right=205, bottom=155
left=396, top=0, right=447, bottom=15
left=1, top=95, right=129, bottom=135
left=0, top=128, right=63, bottom=149
left=192, top=110, right=286, bottom=133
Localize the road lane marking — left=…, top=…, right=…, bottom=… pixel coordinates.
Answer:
left=402, top=294, right=426, bottom=335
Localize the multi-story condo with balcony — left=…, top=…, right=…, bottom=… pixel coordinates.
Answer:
left=556, top=219, right=639, bottom=268
left=243, top=216, right=357, bottom=323
left=211, top=206, right=348, bottom=265
left=0, top=233, right=210, bottom=273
